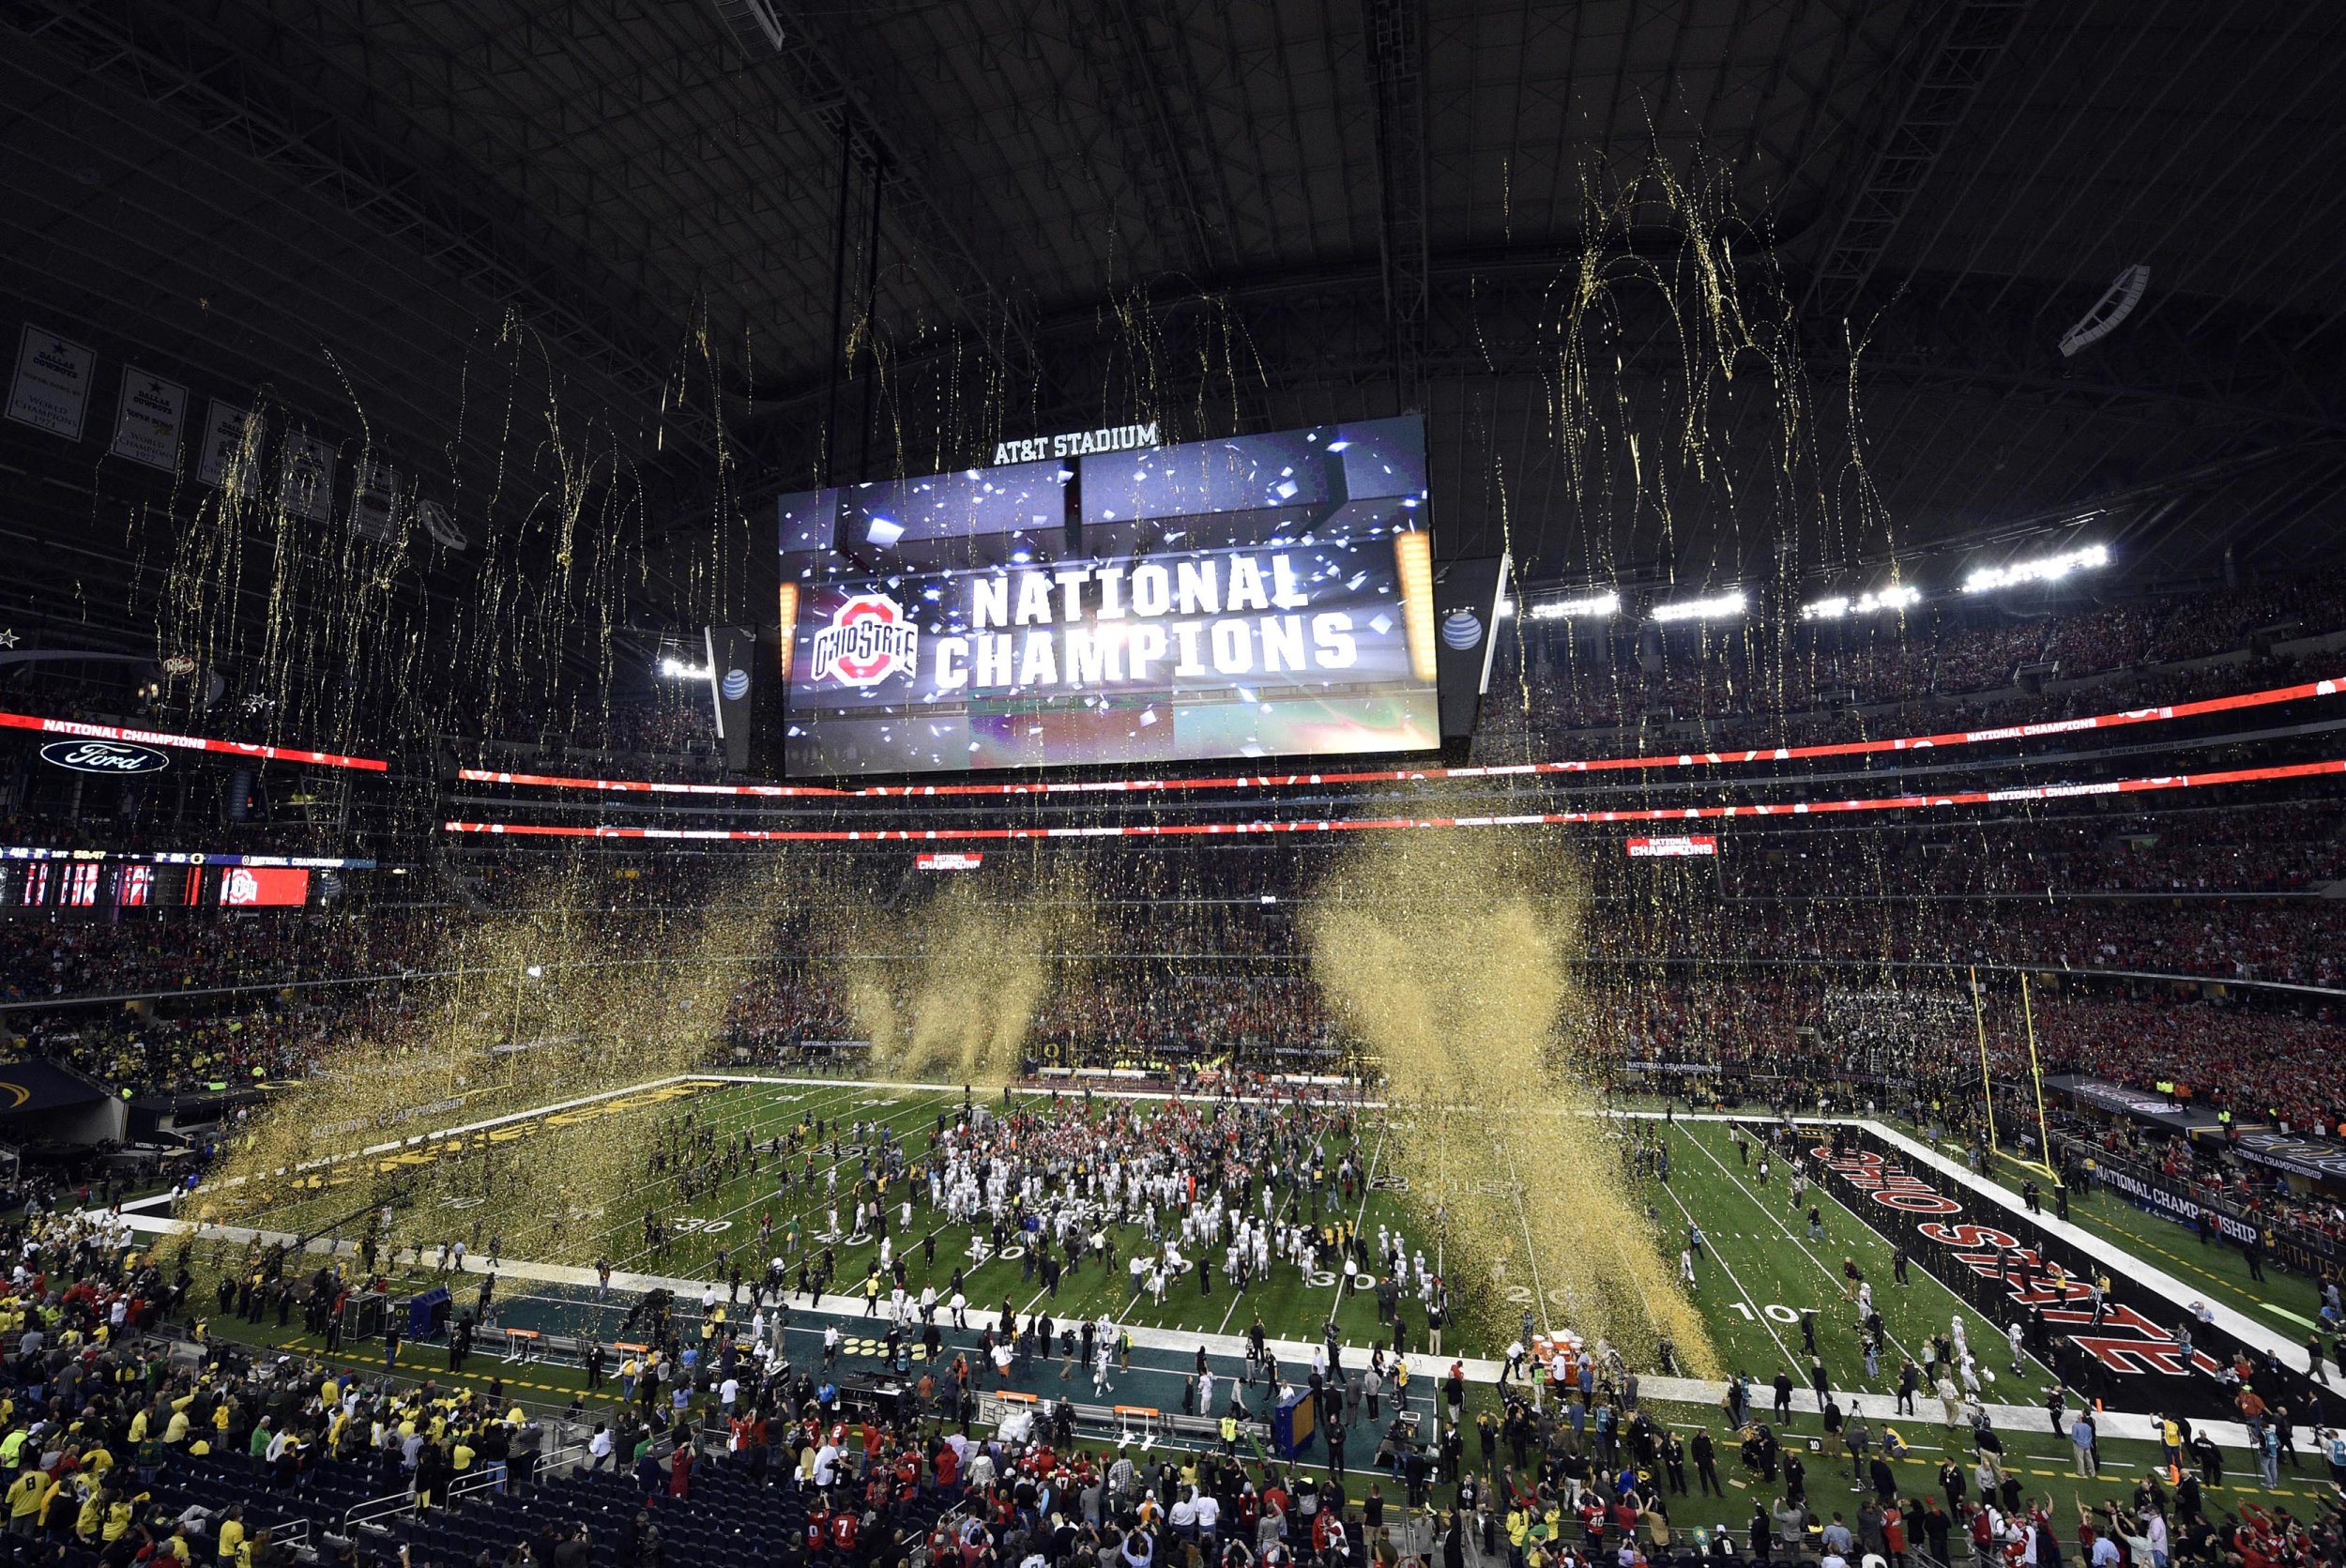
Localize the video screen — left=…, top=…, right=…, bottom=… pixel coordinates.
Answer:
left=777, top=417, right=1441, bottom=777
left=219, top=866, right=310, bottom=906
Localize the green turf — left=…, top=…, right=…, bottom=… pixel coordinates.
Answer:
left=211, top=1076, right=1429, bottom=1350
left=1642, top=1119, right=2060, bottom=1400
left=175, top=1084, right=2346, bottom=1525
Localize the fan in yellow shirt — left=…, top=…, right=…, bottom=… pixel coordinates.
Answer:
left=215, top=1504, right=247, bottom=1565
left=8, top=1465, right=52, bottom=1530
left=102, top=1489, right=141, bottom=1544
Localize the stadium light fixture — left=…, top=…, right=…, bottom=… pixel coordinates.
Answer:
left=1528, top=589, right=1621, bottom=622
left=657, top=655, right=712, bottom=679
left=1962, top=543, right=2109, bottom=594
left=1801, top=583, right=1921, bottom=620
left=1650, top=589, right=1746, bottom=624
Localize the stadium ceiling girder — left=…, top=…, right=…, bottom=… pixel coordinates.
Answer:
left=730, top=0, right=1041, bottom=376
left=7, top=0, right=720, bottom=459
left=1058, top=0, right=1240, bottom=282
left=731, top=254, right=2339, bottom=475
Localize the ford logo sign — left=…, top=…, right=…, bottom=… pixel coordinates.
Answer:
left=40, top=740, right=172, bottom=775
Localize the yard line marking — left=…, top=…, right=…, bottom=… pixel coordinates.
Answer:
left=1681, top=1121, right=2058, bottom=1391
left=1299, top=1108, right=1386, bottom=1342
left=1673, top=1122, right=1929, bottom=1381
left=1497, top=1130, right=1554, bottom=1341
left=1651, top=1149, right=1799, bottom=1378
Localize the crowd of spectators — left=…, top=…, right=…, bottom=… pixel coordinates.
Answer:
left=12, top=891, right=2335, bottom=1150
left=0, top=919, right=433, bottom=1005
left=1683, top=802, right=2345, bottom=898
left=1592, top=893, right=2346, bottom=986
left=1631, top=981, right=2346, bottom=1137
left=2076, top=1120, right=2346, bottom=1256
left=8, top=990, right=429, bottom=1102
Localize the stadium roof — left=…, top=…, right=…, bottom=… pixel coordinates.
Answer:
left=3, top=0, right=2341, bottom=658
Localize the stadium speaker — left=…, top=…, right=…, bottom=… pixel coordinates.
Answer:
left=749, top=627, right=792, bottom=777
left=223, top=768, right=269, bottom=824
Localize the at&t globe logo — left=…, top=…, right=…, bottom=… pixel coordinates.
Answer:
left=811, top=592, right=919, bottom=687
left=1440, top=608, right=1485, bottom=650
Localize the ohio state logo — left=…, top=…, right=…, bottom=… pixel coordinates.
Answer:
left=811, top=593, right=919, bottom=686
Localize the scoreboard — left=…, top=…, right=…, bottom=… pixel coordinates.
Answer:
left=768, top=416, right=1491, bottom=779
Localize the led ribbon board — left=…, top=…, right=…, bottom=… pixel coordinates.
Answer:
left=459, top=673, right=2342, bottom=799
left=0, top=711, right=387, bottom=771
left=443, top=757, right=2346, bottom=842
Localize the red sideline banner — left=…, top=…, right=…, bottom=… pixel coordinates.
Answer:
left=1793, top=1125, right=2311, bottom=1422
left=441, top=756, right=2346, bottom=843
left=455, top=674, right=2341, bottom=801
left=1626, top=835, right=1716, bottom=858
left=0, top=711, right=387, bottom=772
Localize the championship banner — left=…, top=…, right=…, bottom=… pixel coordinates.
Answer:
left=2083, top=1160, right=2262, bottom=1248
left=197, top=401, right=263, bottom=489
left=785, top=540, right=1439, bottom=775
left=1627, top=835, right=1717, bottom=858
left=6, top=326, right=95, bottom=440
left=2217, top=1129, right=2346, bottom=1185
left=279, top=432, right=336, bottom=522
left=0, top=710, right=388, bottom=772
left=109, top=368, right=188, bottom=471
left=2080, top=1154, right=2343, bottom=1277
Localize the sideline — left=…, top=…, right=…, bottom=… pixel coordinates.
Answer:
left=114, top=1201, right=2252, bottom=1450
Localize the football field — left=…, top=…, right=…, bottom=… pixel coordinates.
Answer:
left=185, top=1078, right=2259, bottom=1417
left=160, top=1077, right=2346, bottom=1525
left=192, top=1074, right=1431, bottom=1353
left=1638, top=1117, right=2058, bottom=1402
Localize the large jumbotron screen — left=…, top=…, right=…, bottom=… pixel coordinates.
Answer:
left=774, top=416, right=1443, bottom=777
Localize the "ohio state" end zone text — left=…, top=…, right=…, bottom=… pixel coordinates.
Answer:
left=1813, top=1142, right=2221, bottom=1380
